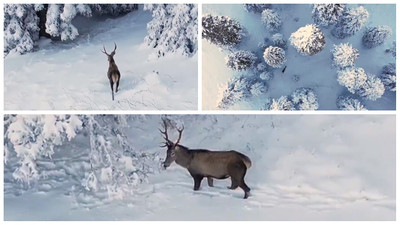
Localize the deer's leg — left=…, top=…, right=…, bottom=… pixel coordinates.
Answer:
left=240, top=180, right=251, bottom=199
left=116, top=78, right=120, bottom=93
left=227, top=161, right=246, bottom=190
left=109, top=80, right=114, bottom=100
left=207, top=177, right=214, bottom=187
left=192, top=174, right=203, bottom=191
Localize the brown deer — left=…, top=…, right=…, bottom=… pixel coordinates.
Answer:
left=101, top=43, right=120, bottom=101
left=160, top=119, right=252, bottom=199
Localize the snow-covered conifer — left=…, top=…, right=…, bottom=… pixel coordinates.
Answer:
left=260, top=71, right=274, bottom=81
left=225, top=51, right=257, bottom=71
left=261, top=9, right=282, bottom=32
left=312, top=4, right=346, bottom=27
left=271, top=33, right=287, bottom=49
left=336, top=96, right=367, bottom=110
left=385, top=41, right=396, bottom=58
left=243, top=4, right=271, bottom=13
left=380, top=63, right=396, bottom=91
left=291, top=88, right=319, bottom=110
left=362, top=25, right=392, bottom=48
left=263, top=46, right=286, bottom=68
left=91, top=4, right=137, bottom=16
left=289, top=24, right=325, bottom=55
left=337, top=67, right=367, bottom=94
left=331, top=43, right=359, bottom=69
left=269, top=96, right=295, bottom=111
left=332, top=6, right=369, bottom=39
left=250, top=81, right=268, bottom=97
left=202, top=14, right=244, bottom=48
left=358, top=75, right=385, bottom=101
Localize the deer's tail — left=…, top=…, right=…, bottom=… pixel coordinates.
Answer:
left=237, top=152, right=252, bottom=169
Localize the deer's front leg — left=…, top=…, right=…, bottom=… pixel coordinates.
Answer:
left=207, top=177, right=214, bottom=187
left=190, top=174, right=203, bottom=191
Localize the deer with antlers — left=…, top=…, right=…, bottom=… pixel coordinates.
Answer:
left=160, top=119, right=252, bottom=199
left=101, top=43, right=120, bottom=101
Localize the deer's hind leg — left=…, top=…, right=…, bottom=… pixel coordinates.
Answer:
left=109, top=80, right=114, bottom=100
left=116, top=78, right=120, bottom=93
left=207, top=177, right=214, bottom=187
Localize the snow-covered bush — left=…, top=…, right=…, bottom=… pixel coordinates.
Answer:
left=380, top=63, right=396, bottom=91
left=332, top=6, right=369, bottom=39
left=269, top=96, right=295, bottom=111
left=261, top=9, right=282, bottom=32
left=337, top=67, right=367, bottom=94
left=260, top=71, right=274, bottom=81
left=263, top=46, right=286, bottom=68
left=291, top=88, right=319, bottom=110
left=225, top=51, right=257, bottom=71
left=331, top=43, right=359, bottom=69
left=289, top=24, right=325, bottom=55
left=358, top=75, right=385, bottom=101
left=144, top=4, right=198, bottom=57
left=312, top=4, right=346, bottom=27
left=336, top=96, right=367, bottom=110
left=243, top=4, right=271, bottom=13
left=202, top=15, right=244, bottom=48
left=4, top=4, right=40, bottom=55
left=385, top=41, right=396, bottom=58
left=362, top=25, right=392, bottom=48
left=271, top=33, right=287, bottom=49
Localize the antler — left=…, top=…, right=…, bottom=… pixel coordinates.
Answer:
left=175, top=125, right=184, bottom=145
left=159, top=119, right=170, bottom=144
left=110, top=42, right=117, bottom=56
left=101, top=45, right=109, bottom=55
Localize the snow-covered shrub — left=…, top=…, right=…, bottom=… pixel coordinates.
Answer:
left=358, top=75, right=385, bottom=101
left=260, top=71, right=274, bottom=81
left=91, top=4, right=138, bottom=16
left=263, top=46, right=286, bottom=68
left=312, top=4, right=346, bottom=27
left=271, top=33, right=287, bottom=49
left=380, top=63, right=396, bottom=91
left=261, top=9, right=282, bottom=32
left=362, top=25, right=392, bottom=48
left=289, top=24, right=325, bottom=55
left=269, top=96, right=295, bottom=111
left=332, top=6, right=369, bottom=39
left=243, top=4, right=271, bottom=13
left=144, top=4, right=198, bottom=57
left=4, top=4, right=39, bottom=55
left=336, top=96, right=367, bottom=110
left=385, top=41, right=396, bottom=58
left=225, top=51, right=257, bottom=71
left=254, top=62, right=267, bottom=73
left=291, top=88, right=319, bottom=110
left=202, top=14, right=244, bottom=48
left=331, top=43, right=359, bottom=69
left=337, top=67, right=367, bottom=94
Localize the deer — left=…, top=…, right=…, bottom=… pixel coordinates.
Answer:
left=101, top=43, right=120, bottom=101
left=160, top=119, right=252, bottom=199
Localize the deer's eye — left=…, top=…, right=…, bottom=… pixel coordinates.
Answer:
left=170, top=151, right=175, bottom=157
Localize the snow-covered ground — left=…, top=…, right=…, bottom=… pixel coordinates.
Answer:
left=4, top=115, right=395, bottom=220
left=202, top=4, right=396, bottom=110
left=4, top=8, right=198, bottom=110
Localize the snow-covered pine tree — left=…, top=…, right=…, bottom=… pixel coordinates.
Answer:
left=4, top=4, right=39, bottom=55
left=332, top=6, right=369, bottom=39
left=358, top=75, right=385, bottom=101
left=380, top=63, right=396, bottom=91
left=263, top=46, right=286, bottom=68
left=289, top=24, right=325, bottom=55
left=243, top=4, right=271, bottom=13
left=331, top=43, right=359, bottom=69
left=385, top=41, right=396, bottom=58
left=225, top=50, right=257, bottom=71
left=202, top=14, right=244, bottom=48
left=269, top=96, right=295, bottom=111
left=91, top=4, right=138, bottom=16
left=144, top=4, right=198, bottom=57
left=312, top=4, right=346, bottom=27
left=260, top=71, right=274, bottom=81
left=261, top=9, right=282, bottom=32
left=271, top=33, right=287, bottom=49
left=362, top=25, right=392, bottom=48
left=291, top=87, right=319, bottom=110
left=336, top=96, right=367, bottom=110
left=337, top=67, right=368, bottom=94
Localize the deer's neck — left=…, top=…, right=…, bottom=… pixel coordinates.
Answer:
left=175, top=145, right=191, bottom=169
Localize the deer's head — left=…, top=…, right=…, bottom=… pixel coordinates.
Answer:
left=101, top=43, right=117, bottom=63
left=159, top=119, right=184, bottom=169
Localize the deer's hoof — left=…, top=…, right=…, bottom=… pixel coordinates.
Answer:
left=244, top=192, right=250, bottom=199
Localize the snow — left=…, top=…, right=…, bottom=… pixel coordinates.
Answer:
left=4, top=115, right=396, bottom=220
left=202, top=4, right=396, bottom=110
left=4, top=7, right=197, bottom=110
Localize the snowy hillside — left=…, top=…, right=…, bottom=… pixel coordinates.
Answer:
left=4, top=115, right=395, bottom=220
left=4, top=5, right=198, bottom=110
left=202, top=4, right=396, bottom=110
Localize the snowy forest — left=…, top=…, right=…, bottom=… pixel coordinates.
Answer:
left=4, top=4, right=198, bottom=110
left=4, top=114, right=396, bottom=220
left=202, top=4, right=396, bottom=110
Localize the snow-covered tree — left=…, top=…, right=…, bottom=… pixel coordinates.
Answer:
left=289, top=24, right=325, bottom=55
left=332, top=6, right=369, bottom=39
left=243, top=4, right=271, bottom=13
left=225, top=51, right=257, bottom=71
left=358, top=75, right=385, bottom=101
left=312, top=4, right=346, bottom=27
left=291, top=88, right=319, bottom=110
left=269, top=96, right=295, bottom=111
left=261, top=9, right=282, bottom=32
left=337, top=67, right=367, bottom=94
left=385, top=41, right=396, bottom=58
left=144, top=4, right=198, bottom=57
left=380, top=63, right=396, bottom=91
left=362, top=25, right=392, bottom=48
left=331, top=43, right=359, bottom=69
left=336, top=96, right=367, bottom=110
left=263, top=46, right=286, bottom=68
left=4, top=4, right=40, bottom=55
left=202, top=15, right=244, bottom=48
left=260, top=71, right=274, bottom=81
left=91, top=4, right=138, bottom=16
left=271, top=33, right=287, bottom=49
